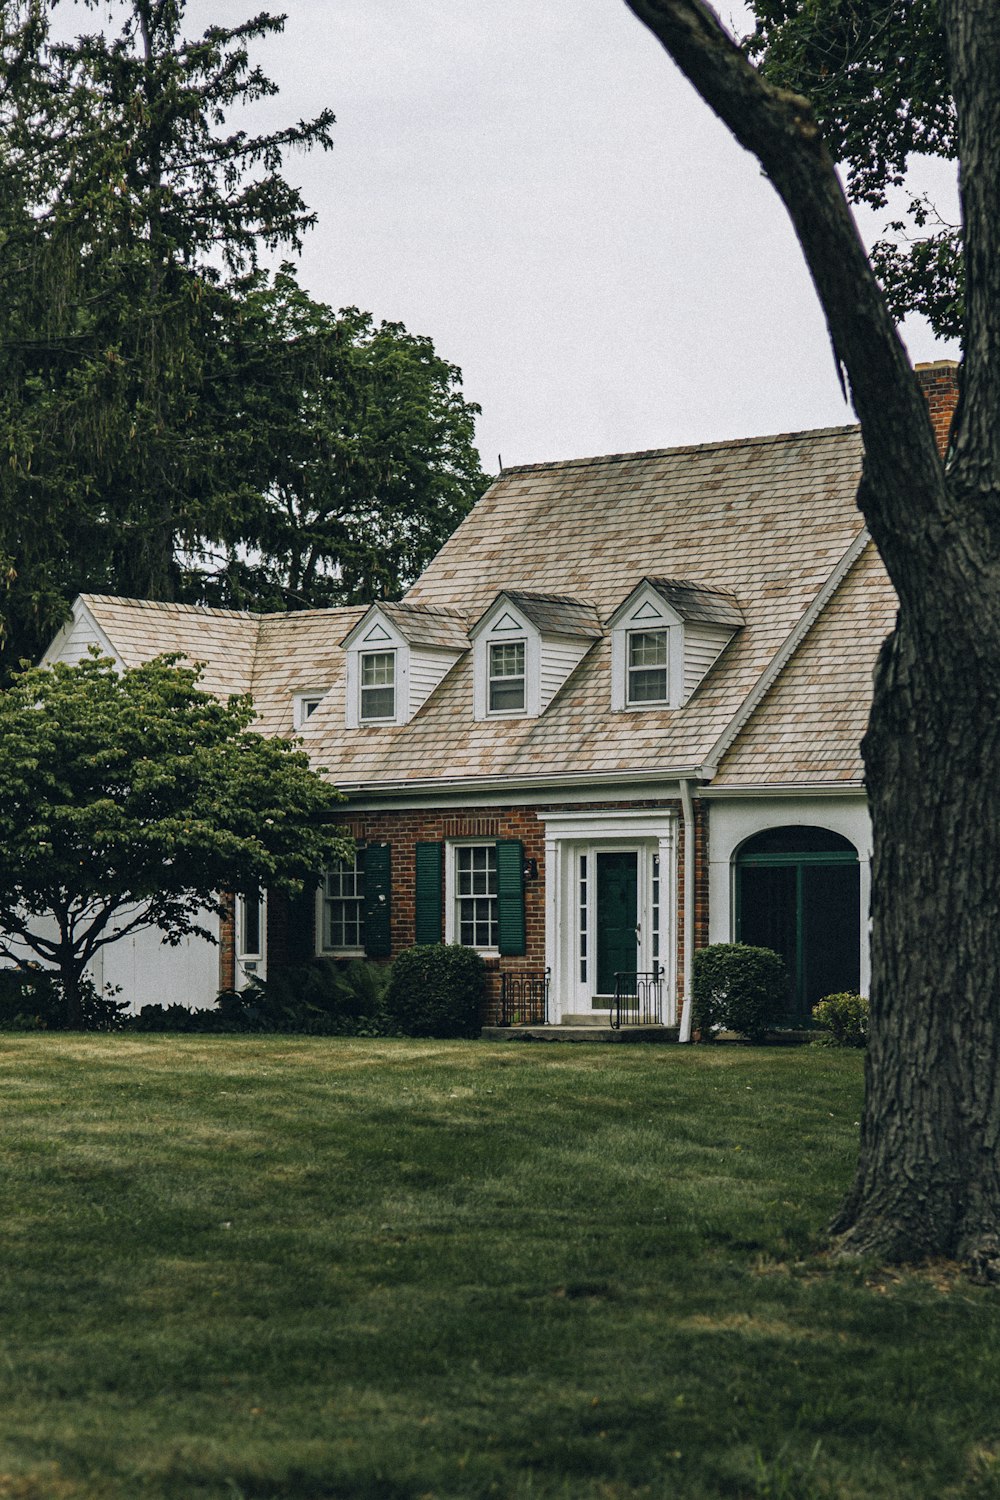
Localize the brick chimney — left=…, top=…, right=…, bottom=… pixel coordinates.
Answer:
left=915, top=359, right=960, bottom=458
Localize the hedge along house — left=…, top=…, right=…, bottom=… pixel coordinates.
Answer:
left=36, top=362, right=958, bottom=1030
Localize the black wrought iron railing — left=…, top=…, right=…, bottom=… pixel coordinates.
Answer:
left=499, top=968, right=550, bottom=1026
left=611, top=966, right=663, bottom=1029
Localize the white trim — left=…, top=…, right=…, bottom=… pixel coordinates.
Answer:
left=444, top=839, right=500, bottom=954
left=538, top=807, right=678, bottom=1023
left=235, top=889, right=267, bottom=989
left=472, top=598, right=541, bottom=719
left=40, top=597, right=120, bottom=667
left=706, top=795, right=872, bottom=997
left=609, top=583, right=682, bottom=712
left=293, top=691, right=327, bottom=729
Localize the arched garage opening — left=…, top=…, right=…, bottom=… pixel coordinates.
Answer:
left=735, top=825, right=860, bottom=1025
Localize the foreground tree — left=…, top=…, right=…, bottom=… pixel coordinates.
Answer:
left=0, top=652, right=350, bottom=1024
left=0, top=2, right=487, bottom=670
left=744, top=0, right=960, bottom=339
left=623, top=0, right=1000, bottom=1273
left=192, top=271, right=488, bottom=613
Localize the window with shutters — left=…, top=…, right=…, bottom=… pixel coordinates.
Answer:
left=320, top=850, right=366, bottom=953
left=454, top=844, right=498, bottom=949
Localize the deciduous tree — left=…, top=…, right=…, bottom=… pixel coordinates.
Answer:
left=0, top=651, right=350, bottom=1024
left=624, top=0, right=1000, bottom=1274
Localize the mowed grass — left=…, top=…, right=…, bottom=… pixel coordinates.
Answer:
left=0, top=1040, right=997, bottom=1499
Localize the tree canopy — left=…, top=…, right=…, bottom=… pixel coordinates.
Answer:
left=0, top=0, right=488, bottom=673
left=624, top=0, right=1000, bottom=1276
left=0, top=650, right=350, bottom=1023
left=743, top=0, right=961, bottom=339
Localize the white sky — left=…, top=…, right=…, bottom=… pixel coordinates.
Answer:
left=77, top=0, right=962, bottom=470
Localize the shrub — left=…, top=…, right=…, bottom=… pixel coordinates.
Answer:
left=382, top=944, right=485, bottom=1039
left=0, top=967, right=127, bottom=1031
left=812, top=991, right=869, bottom=1047
left=692, top=943, right=788, bottom=1043
left=127, top=959, right=394, bottom=1034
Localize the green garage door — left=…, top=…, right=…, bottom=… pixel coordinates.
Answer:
left=736, top=826, right=860, bottom=1025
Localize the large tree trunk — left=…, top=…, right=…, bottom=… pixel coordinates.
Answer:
left=831, top=602, right=1000, bottom=1275
left=623, top=0, right=1000, bottom=1270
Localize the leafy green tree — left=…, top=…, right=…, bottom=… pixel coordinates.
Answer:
left=743, top=0, right=960, bottom=338
left=0, top=651, right=350, bottom=1024
left=193, top=271, right=489, bottom=612
left=624, top=0, right=1000, bottom=1276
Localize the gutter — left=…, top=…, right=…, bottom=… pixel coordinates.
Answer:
left=679, top=778, right=696, bottom=1043
left=336, top=764, right=706, bottom=801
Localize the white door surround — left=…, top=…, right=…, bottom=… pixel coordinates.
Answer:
left=538, top=808, right=678, bottom=1022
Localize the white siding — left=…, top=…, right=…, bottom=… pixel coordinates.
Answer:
left=539, top=636, right=591, bottom=710
left=43, top=603, right=117, bottom=667
left=407, top=647, right=463, bottom=717
left=683, top=624, right=735, bottom=702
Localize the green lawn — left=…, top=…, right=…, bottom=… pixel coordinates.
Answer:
left=0, top=1038, right=996, bottom=1499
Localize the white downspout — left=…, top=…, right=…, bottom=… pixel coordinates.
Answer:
left=678, top=778, right=696, bottom=1042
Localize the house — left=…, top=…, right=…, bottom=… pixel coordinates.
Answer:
left=38, top=361, right=960, bottom=1030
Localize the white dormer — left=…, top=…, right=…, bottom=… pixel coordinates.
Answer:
left=470, top=592, right=601, bottom=721
left=340, top=603, right=467, bottom=729
left=607, top=578, right=744, bottom=711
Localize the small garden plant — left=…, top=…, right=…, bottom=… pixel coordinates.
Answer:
left=692, top=942, right=788, bottom=1042
left=812, top=990, right=870, bottom=1046
left=383, top=943, right=486, bottom=1038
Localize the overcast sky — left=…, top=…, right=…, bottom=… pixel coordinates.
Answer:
left=87, top=1, right=961, bottom=470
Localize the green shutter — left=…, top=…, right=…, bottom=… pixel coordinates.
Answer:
left=497, top=839, right=526, bottom=956
left=363, top=843, right=392, bottom=958
left=415, top=841, right=443, bottom=945
left=288, top=884, right=318, bottom=958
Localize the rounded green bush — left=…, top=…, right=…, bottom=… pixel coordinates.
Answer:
left=692, top=943, right=787, bottom=1043
left=812, top=991, right=869, bottom=1047
left=383, top=944, right=486, bottom=1038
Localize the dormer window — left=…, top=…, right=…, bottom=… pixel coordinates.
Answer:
left=293, top=692, right=325, bottom=728
left=627, top=629, right=669, bottom=705
left=470, top=591, right=601, bottom=722
left=609, top=578, right=744, bottom=711
left=488, top=641, right=526, bottom=712
left=341, top=603, right=467, bottom=729
left=360, top=651, right=396, bottom=722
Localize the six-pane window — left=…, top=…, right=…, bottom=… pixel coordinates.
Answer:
left=627, top=630, right=668, bottom=703
left=456, top=844, right=498, bottom=948
left=488, top=641, right=525, bottom=712
left=360, top=652, right=395, bottom=721
left=323, top=851, right=366, bottom=951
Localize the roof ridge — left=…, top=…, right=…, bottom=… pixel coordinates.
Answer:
left=81, top=592, right=260, bottom=622
left=498, top=423, right=861, bottom=476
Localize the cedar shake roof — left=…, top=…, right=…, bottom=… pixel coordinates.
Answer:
left=74, top=421, right=893, bottom=791
left=714, top=540, right=897, bottom=786
left=343, top=601, right=470, bottom=650
left=79, top=595, right=261, bottom=702
left=640, top=578, right=745, bottom=629
left=476, top=592, right=603, bottom=639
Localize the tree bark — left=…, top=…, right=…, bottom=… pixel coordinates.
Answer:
left=623, top=0, right=1000, bottom=1271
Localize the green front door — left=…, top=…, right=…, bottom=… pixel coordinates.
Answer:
left=595, top=851, right=638, bottom=1000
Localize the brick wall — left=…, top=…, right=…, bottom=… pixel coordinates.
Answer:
left=269, top=796, right=702, bottom=1025
left=915, top=359, right=960, bottom=459
left=675, top=797, right=710, bottom=1028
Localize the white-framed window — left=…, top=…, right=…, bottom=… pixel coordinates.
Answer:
left=360, top=651, right=396, bottom=722
left=235, top=886, right=266, bottom=987
left=319, top=851, right=366, bottom=954
left=626, top=629, right=669, bottom=705
left=447, top=843, right=499, bottom=951
left=294, top=692, right=325, bottom=728
left=488, top=640, right=526, bottom=713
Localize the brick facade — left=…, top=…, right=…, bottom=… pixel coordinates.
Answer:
left=914, top=359, right=960, bottom=459
left=263, top=795, right=713, bottom=1027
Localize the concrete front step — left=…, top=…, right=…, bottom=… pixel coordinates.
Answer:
left=481, top=1024, right=680, bottom=1044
